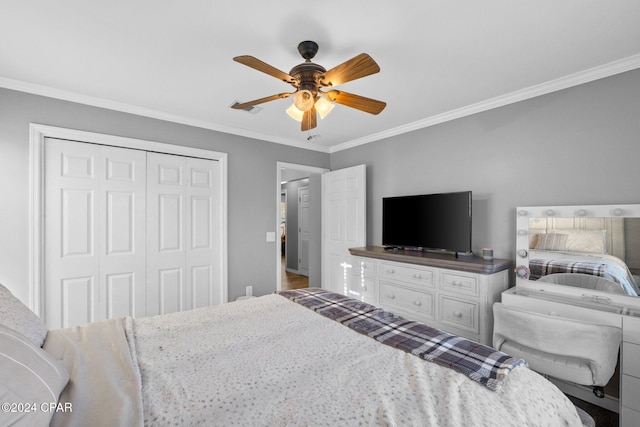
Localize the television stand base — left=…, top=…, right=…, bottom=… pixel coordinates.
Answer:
left=455, top=251, right=474, bottom=257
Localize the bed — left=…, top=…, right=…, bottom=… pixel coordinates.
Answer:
left=1, top=284, right=583, bottom=426
left=528, top=249, right=639, bottom=296
left=527, top=227, right=640, bottom=296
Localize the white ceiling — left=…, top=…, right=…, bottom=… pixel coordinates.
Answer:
left=1, top=1, right=640, bottom=153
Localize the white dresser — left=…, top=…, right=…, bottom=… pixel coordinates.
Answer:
left=621, top=316, right=640, bottom=426
left=346, top=247, right=512, bottom=346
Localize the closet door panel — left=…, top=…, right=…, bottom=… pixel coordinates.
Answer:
left=159, top=268, right=183, bottom=314
left=99, top=145, right=147, bottom=321
left=186, top=158, right=221, bottom=308
left=61, top=276, right=94, bottom=328
left=147, top=153, right=187, bottom=315
left=45, top=139, right=101, bottom=328
left=106, top=272, right=134, bottom=319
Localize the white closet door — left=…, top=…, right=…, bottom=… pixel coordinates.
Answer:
left=44, top=139, right=147, bottom=328
left=186, top=157, right=221, bottom=309
left=146, top=153, right=220, bottom=315
left=101, top=145, right=147, bottom=321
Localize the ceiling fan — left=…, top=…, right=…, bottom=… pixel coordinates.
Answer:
left=231, top=41, right=386, bottom=132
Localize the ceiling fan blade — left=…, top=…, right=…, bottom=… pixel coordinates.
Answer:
left=231, top=92, right=293, bottom=110
left=323, top=90, right=386, bottom=115
left=233, top=55, right=295, bottom=84
left=321, top=53, right=380, bottom=87
left=301, top=107, right=317, bottom=131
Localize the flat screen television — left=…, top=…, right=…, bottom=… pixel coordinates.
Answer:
left=382, top=191, right=472, bottom=254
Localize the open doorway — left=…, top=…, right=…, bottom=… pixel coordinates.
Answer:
left=280, top=180, right=309, bottom=291
left=276, top=162, right=329, bottom=291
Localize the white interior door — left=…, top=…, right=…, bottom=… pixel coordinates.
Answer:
left=44, top=138, right=147, bottom=328
left=146, top=153, right=185, bottom=315
left=298, top=186, right=310, bottom=277
left=186, top=157, right=221, bottom=309
left=146, top=152, right=220, bottom=316
left=321, top=164, right=366, bottom=294
left=101, top=144, right=147, bottom=321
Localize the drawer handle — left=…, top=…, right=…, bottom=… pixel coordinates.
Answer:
left=413, top=300, right=422, bottom=307
left=387, top=293, right=395, bottom=299
left=362, top=265, right=367, bottom=269
left=413, top=274, right=422, bottom=279
left=453, top=311, right=463, bottom=318
left=362, top=285, right=368, bottom=291
left=451, top=281, right=462, bottom=286
left=387, top=269, right=395, bottom=274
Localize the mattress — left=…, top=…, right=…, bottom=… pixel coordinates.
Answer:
left=42, top=290, right=582, bottom=426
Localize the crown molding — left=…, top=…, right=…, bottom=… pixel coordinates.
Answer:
left=3, top=53, right=639, bottom=156
left=0, top=77, right=330, bottom=153
left=329, top=53, right=640, bottom=153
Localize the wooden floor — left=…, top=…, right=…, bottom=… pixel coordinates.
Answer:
left=568, top=396, right=618, bottom=427
left=281, top=256, right=308, bottom=291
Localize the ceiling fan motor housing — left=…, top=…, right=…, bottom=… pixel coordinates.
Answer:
left=289, top=62, right=327, bottom=95
left=297, top=41, right=319, bottom=60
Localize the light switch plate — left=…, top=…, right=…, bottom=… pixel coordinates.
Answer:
left=266, top=231, right=276, bottom=242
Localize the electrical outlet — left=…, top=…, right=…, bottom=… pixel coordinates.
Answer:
left=246, top=285, right=253, bottom=297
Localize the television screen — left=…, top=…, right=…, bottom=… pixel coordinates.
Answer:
left=382, top=191, right=472, bottom=254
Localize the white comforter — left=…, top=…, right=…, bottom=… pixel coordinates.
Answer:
left=47, top=294, right=582, bottom=426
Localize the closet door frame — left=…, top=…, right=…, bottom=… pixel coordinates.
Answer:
left=28, top=123, right=228, bottom=317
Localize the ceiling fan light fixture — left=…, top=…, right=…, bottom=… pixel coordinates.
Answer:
left=232, top=41, right=385, bottom=132
left=293, top=89, right=315, bottom=111
left=315, top=97, right=335, bottom=120
left=286, top=104, right=304, bottom=122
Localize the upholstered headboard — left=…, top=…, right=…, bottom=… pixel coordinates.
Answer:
left=528, top=216, right=625, bottom=258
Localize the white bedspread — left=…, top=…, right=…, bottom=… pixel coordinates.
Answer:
left=126, top=294, right=581, bottom=426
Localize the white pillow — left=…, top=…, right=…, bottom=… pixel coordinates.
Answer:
left=0, top=283, right=48, bottom=347
left=0, top=324, right=69, bottom=426
left=529, top=231, right=546, bottom=249
left=549, top=229, right=607, bottom=254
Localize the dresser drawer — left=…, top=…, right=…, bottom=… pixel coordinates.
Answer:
left=624, top=342, right=640, bottom=378
left=622, top=373, right=640, bottom=410
left=380, top=281, right=435, bottom=320
left=624, top=316, right=640, bottom=345
left=379, top=262, right=434, bottom=287
left=352, top=257, right=376, bottom=278
left=346, top=277, right=377, bottom=304
left=440, top=271, right=479, bottom=296
left=438, top=295, right=479, bottom=334
left=621, top=405, right=640, bottom=427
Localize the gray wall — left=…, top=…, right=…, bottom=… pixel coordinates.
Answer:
left=2, top=67, right=639, bottom=306
left=331, top=68, right=640, bottom=263
left=0, top=88, right=329, bottom=304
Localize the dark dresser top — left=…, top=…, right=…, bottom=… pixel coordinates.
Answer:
left=348, top=246, right=513, bottom=275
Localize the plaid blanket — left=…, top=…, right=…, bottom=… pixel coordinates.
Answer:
left=278, top=288, right=524, bottom=391
left=529, top=258, right=606, bottom=280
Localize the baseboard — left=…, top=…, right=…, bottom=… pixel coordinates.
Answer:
left=549, top=378, right=619, bottom=413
